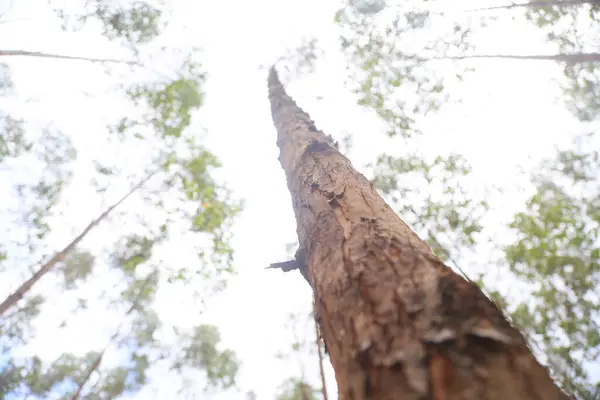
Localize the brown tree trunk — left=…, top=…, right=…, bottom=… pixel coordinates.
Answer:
left=267, top=67, right=569, bottom=400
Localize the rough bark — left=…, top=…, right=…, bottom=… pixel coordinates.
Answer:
left=267, top=67, right=569, bottom=400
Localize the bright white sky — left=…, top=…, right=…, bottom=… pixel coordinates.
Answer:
left=0, top=0, right=592, bottom=398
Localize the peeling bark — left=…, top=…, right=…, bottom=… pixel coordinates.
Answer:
left=267, top=67, right=569, bottom=400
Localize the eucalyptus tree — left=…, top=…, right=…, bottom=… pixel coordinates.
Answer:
left=0, top=1, right=241, bottom=397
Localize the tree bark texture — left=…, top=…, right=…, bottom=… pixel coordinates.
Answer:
left=267, top=67, right=569, bottom=400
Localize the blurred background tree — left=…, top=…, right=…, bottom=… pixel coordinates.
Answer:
left=0, top=0, right=241, bottom=397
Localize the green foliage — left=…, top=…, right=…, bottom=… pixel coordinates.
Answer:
left=126, top=72, right=204, bottom=139
left=0, top=62, right=13, bottom=94
left=334, top=1, right=483, bottom=137
left=520, top=2, right=600, bottom=121
left=275, top=37, right=325, bottom=83
left=176, top=324, right=240, bottom=391
left=7, top=0, right=599, bottom=398
left=1, top=0, right=241, bottom=399
left=1, top=294, right=45, bottom=347
left=505, top=135, right=600, bottom=398
left=0, top=114, right=29, bottom=162
left=61, top=250, right=95, bottom=289
left=373, top=153, right=488, bottom=263
left=0, top=360, right=23, bottom=398
left=275, top=378, right=321, bottom=400
left=97, top=366, right=129, bottom=398
left=23, top=353, right=89, bottom=396
left=113, top=235, right=156, bottom=277
left=563, top=62, right=600, bottom=121
left=52, top=0, right=163, bottom=44
left=0, top=122, right=76, bottom=257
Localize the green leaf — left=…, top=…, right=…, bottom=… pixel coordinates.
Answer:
left=61, top=250, right=95, bottom=289
left=179, top=325, right=240, bottom=390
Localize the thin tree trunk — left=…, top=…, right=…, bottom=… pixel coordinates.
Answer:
left=267, top=67, right=569, bottom=400
left=465, top=0, right=598, bottom=12
left=71, top=273, right=154, bottom=400
left=71, top=351, right=105, bottom=400
left=300, top=382, right=311, bottom=400
left=0, top=171, right=157, bottom=316
left=0, top=49, right=137, bottom=64
left=406, top=52, right=600, bottom=64
left=444, top=53, right=600, bottom=63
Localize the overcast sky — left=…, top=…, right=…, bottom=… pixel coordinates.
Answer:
left=0, top=0, right=592, bottom=398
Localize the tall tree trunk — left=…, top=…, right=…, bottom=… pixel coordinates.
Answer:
left=267, top=67, right=569, bottom=400
left=443, top=53, right=600, bottom=63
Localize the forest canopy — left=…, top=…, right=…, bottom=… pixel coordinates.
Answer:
left=0, top=0, right=598, bottom=398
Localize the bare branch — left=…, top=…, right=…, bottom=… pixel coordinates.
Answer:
left=444, top=53, right=600, bottom=63
left=0, top=49, right=138, bottom=65
left=464, top=0, right=598, bottom=12
left=401, top=52, right=600, bottom=64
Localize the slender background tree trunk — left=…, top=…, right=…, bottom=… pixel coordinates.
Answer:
left=267, top=67, right=569, bottom=400
left=0, top=171, right=157, bottom=316
left=0, top=49, right=136, bottom=64
left=466, top=0, right=598, bottom=12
